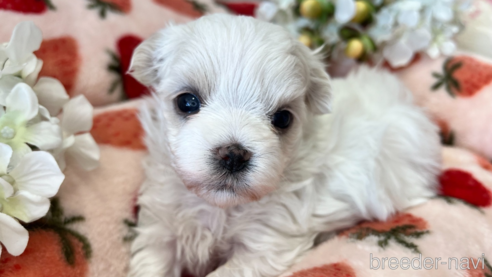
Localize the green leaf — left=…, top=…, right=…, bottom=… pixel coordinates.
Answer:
left=445, top=83, right=455, bottom=98
left=58, top=232, right=76, bottom=266
left=448, top=61, right=463, bottom=73
left=432, top=72, right=444, bottom=79
left=431, top=80, right=444, bottom=91
left=43, top=0, right=57, bottom=10
left=109, top=79, right=121, bottom=94
left=64, top=216, right=85, bottom=225
left=65, top=228, right=93, bottom=259
left=449, top=77, right=461, bottom=92
left=339, top=26, right=360, bottom=41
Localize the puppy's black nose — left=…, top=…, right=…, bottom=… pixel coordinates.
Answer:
left=216, top=144, right=251, bottom=173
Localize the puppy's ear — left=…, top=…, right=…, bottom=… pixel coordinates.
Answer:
left=302, top=49, right=332, bottom=115
left=129, top=29, right=173, bottom=88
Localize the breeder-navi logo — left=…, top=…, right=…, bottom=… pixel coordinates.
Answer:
left=370, top=253, right=490, bottom=270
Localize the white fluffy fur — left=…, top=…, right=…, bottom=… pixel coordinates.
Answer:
left=128, top=14, right=441, bottom=277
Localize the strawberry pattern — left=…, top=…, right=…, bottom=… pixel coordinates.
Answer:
left=289, top=262, right=356, bottom=277
left=439, top=169, right=492, bottom=208
left=432, top=56, right=492, bottom=98
left=0, top=0, right=55, bottom=14
left=91, top=109, right=146, bottom=150
left=0, top=199, right=90, bottom=277
left=340, top=213, right=429, bottom=253
left=154, top=0, right=207, bottom=18
left=34, top=37, right=80, bottom=96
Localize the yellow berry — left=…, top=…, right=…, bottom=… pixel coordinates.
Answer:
left=345, top=39, right=365, bottom=59
left=351, top=1, right=371, bottom=23
left=298, top=34, right=312, bottom=48
left=300, top=0, right=322, bottom=19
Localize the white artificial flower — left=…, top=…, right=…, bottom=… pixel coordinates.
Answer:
left=32, top=77, right=69, bottom=116
left=53, top=95, right=100, bottom=171
left=431, top=0, right=454, bottom=22
left=0, top=83, right=61, bottom=167
left=0, top=143, right=64, bottom=256
left=396, top=1, right=422, bottom=27
left=335, top=0, right=356, bottom=24
left=277, top=0, right=296, bottom=10
left=256, top=2, right=279, bottom=21
left=383, top=39, right=414, bottom=67
left=0, top=22, right=43, bottom=88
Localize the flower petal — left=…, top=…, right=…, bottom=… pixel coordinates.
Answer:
left=24, top=121, right=62, bottom=150
left=61, top=95, right=93, bottom=135
left=0, top=75, right=22, bottom=106
left=405, top=28, right=432, bottom=51
left=383, top=40, right=414, bottom=68
left=23, top=58, right=43, bottom=86
left=433, top=4, right=453, bottom=22
left=9, top=151, right=64, bottom=198
left=5, top=22, right=43, bottom=63
left=335, top=0, right=356, bottom=24
left=0, top=213, right=28, bottom=256
left=0, top=178, right=14, bottom=198
left=6, top=83, right=39, bottom=121
left=8, top=142, right=32, bottom=168
left=33, top=77, right=69, bottom=116
left=0, top=142, right=12, bottom=174
left=67, top=133, right=100, bottom=171
left=397, top=10, right=419, bottom=27
left=2, top=190, right=50, bottom=223
left=256, top=2, right=278, bottom=21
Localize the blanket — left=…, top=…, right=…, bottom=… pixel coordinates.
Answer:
left=1, top=98, right=492, bottom=277
left=2, top=1, right=492, bottom=277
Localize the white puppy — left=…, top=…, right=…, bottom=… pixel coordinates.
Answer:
left=128, top=14, right=441, bottom=277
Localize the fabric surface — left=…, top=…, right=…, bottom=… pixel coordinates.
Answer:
left=0, top=0, right=225, bottom=107
left=1, top=99, right=492, bottom=277
left=395, top=52, right=492, bottom=160
left=1, top=1, right=492, bottom=277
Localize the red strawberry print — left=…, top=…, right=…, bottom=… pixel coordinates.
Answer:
left=117, top=35, right=149, bottom=99
left=0, top=231, right=88, bottom=277
left=340, top=213, right=428, bottom=237
left=439, top=169, right=492, bottom=207
left=34, top=37, right=80, bottom=96
left=339, top=213, right=429, bottom=253
left=476, top=155, right=492, bottom=172
left=91, top=109, right=146, bottom=150
left=0, top=0, right=55, bottom=14
left=432, top=56, right=492, bottom=98
left=153, top=0, right=205, bottom=18
left=219, top=2, right=258, bottom=16
left=289, top=262, right=356, bottom=277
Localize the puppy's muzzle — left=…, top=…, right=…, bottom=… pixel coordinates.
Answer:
left=215, top=144, right=252, bottom=173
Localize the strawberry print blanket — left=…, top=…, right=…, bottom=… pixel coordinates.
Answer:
left=2, top=1, right=492, bottom=277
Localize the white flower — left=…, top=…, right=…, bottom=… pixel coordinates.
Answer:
left=256, top=2, right=279, bottom=21
left=53, top=95, right=99, bottom=171
left=32, top=77, right=69, bottom=116
left=0, top=143, right=64, bottom=256
left=0, top=22, right=43, bottom=87
left=335, top=0, right=356, bottom=24
left=0, top=83, right=61, bottom=167
left=396, top=1, right=422, bottom=27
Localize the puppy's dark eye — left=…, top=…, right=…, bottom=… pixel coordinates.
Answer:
left=272, top=110, right=292, bottom=129
left=177, top=93, right=201, bottom=114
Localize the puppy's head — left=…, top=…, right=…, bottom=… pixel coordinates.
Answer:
left=131, top=14, right=331, bottom=208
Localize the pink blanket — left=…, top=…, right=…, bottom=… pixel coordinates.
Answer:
left=1, top=1, right=492, bottom=276
left=1, top=99, right=492, bottom=277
